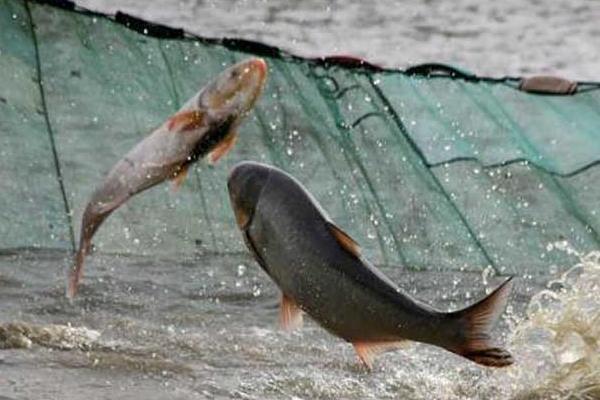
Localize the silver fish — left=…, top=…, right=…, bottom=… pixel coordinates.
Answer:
left=67, top=58, right=268, bottom=298
left=227, top=161, right=514, bottom=369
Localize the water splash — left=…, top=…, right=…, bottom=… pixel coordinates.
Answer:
left=2, top=250, right=600, bottom=398
left=0, top=322, right=100, bottom=350
left=503, top=249, right=600, bottom=399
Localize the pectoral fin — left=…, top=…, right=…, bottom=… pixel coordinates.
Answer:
left=208, top=130, right=238, bottom=164
left=167, top=110, right=205, bottom=132
left=170, top=164, right=190, bottom=191
left=352, top=340, right=409, bottom=370
left=233, top=203, right=251, bottom=229
left=326, top=221, right=361, bottom=258
left=279, top=293, right=303, bottom=331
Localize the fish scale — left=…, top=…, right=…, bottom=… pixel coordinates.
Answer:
left=228, top=161, right=514, bottom=369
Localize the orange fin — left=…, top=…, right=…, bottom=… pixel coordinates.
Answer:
left=233, top=203, right=251, bottom=229
left=279, top=293, right=303, bottom=331
left=66, top=241, right=91, bottom=299
left=208, top=130, right=238, bottom=164
left=170, top=164, right=190, bottom=191
left=451, top=277, right=514, bottom=367
left=352, top=341, right=408, bottom=370
left=326, top=221, right=361, bottom=258
left=167, top=110, right=205, bottom=132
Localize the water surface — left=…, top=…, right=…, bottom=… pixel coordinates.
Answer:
left=1, top=248, right=599, bottom=399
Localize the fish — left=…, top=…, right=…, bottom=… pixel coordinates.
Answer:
left=227, top=161, right=514, bottom=369
left=67, top=58, right=268, bottom=299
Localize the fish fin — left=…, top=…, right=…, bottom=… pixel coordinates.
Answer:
left=167, top=110, right=205, bottom=132
left=352, top=341, right=407, bottom=370
left=460, top=347, right=514, bottom=368
left=450, top=277, right=514, bottom=367
left=208, top=130, right=238, bottom=164
left=326, top=221, right=361, bottom=258
left=279, top=293, right=303, bottom=331
left=66, top=243, right=90, bottom=299
left=170, top=164, right=190, bottom=191
left=234, top=203, right=251, bottom=229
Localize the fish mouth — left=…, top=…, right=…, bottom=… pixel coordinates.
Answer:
left=249, top=57, right=267, bottom=79
left=238, top=58, right=268, bottom=116
left=202, top=57, right=268, bottom=115
left=234, top=203, right=253, bottom=231
left=227, top=162, right=272, bottom=231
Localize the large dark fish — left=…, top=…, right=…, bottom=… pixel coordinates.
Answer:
left=67, top=58, right=268, bottom=298
left=227, top=161, right=514, bottom=369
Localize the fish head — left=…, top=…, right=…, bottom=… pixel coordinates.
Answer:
left=227, top=161, right=272, bottom=230
left=199, top=57, right=268, bottom=120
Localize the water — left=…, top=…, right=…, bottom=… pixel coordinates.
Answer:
left=76, top=0, right=600, bottom=80
left=1, top=246, right=599, bottom=399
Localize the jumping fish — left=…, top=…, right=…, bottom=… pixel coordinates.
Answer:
left=227, top=161, right=514, bottom=369
left=67, top=58, right=268, bottom=299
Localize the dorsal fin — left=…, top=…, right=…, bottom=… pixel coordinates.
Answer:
left=167, top=110, right=205, bottom=132
left=450, top=277, right=515, bottom=367
left=326, top=221, right=361, bottom=258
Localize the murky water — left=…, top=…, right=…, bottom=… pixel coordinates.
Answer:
left=1, top=245, right=599, bottom=399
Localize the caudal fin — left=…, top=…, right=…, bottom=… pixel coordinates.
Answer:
left=66, top=245, right=88, bottom=299
left=450, top=277, right=514, bottom=367
left=66, top=203, right=112, bottom=299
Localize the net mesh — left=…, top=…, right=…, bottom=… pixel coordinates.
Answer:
left=1, top=0, right=599, bottom=276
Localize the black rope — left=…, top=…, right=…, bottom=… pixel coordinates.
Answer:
left=350, top=112, right=385, bottom=129
left=305, top=64, right=600, bottom=180
left=25, top=0, right=76, bottom=253
left=428, top=157, right=600, bottom=178
left=28, top=0, right=600, bottom=93
left=367, top=74, right=502, bottom=275
left=115, top=12, right=184, bottom=39
left=334, top=84, right=362, bottom=100
left=405, top=63, right=477, bottom=80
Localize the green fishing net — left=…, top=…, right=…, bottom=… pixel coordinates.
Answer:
left=1, top=0, right=599, bottom=276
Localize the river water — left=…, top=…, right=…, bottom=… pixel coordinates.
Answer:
left=1, top=247, right=599, bottom=399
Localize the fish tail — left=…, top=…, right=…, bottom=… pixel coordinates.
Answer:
left=66, top=240, right=89, bottom=299
left=66, top=249, right=84, bottom=299
left=448, top=277, right=514, bottom=367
